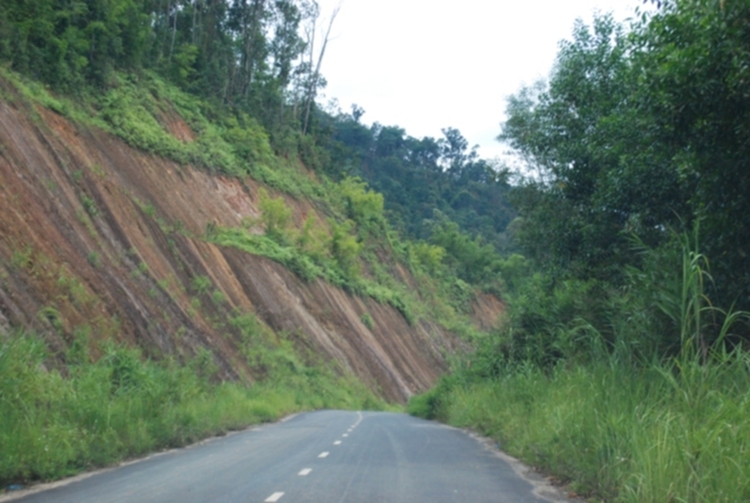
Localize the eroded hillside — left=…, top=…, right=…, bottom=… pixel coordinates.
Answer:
left=0, top=78, right=501, bottom=403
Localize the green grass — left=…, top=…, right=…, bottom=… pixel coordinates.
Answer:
left=209, top=225, right=421, bottom=323
left=410, top=356, right=750, bottom=502
left=0, top=332, right=384, bottom=487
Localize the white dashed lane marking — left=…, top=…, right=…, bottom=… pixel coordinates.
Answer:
left=298, top=468, right=312, bottom=476
left=318, top=452, right=329, bottom=458
left=265, top=492, right=285, bottom=502
left=334, top=440, right=342, bottom=445
left=342, top=434, right=348, bottom=437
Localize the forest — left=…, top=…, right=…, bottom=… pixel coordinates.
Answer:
left=1, top=0, right=750, bottom=501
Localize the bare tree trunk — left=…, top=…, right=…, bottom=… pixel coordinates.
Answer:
left=192, top=0, right=198, bottom=44
left=169, top=0, right=178, bottom=63
left=303, top=2, right=340, bottom=135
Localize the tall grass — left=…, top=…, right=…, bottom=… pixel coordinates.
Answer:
left=0, top=333, right=382, bottom=487
left=410, top=230, right=750, bottom=502
left=413, top=356, right=750, bottom=503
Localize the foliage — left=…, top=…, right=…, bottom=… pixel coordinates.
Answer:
left=413, top=223, right=750, bottom=500
left=409, top=242, right=447, bottom=276
left=360, top=313, right=374, bottom=330
left=0, top=0, right=322, bottom=144
left=413, top=356, right=750, bottom=503
left=501, top=2, right=750, bottom=315
left=429, top=217, right=502, bottom=287
left=338, top=177, right=385, bottom=236
left=258, top=188, right=294, bottom=244
left=329, top=219, right=361, bottom=278
left=0, top=330, right=384, bottom=486
left=316, top=111, right=515, bottom=252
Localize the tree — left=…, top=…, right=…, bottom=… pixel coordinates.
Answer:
left=500, top=14, right=688, bottom=281
left=633, top=0, right=750, bottom=310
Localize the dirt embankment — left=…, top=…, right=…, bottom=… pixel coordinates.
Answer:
left=0, top=90, right=502, bottom=402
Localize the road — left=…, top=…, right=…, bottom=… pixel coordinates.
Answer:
left=5, top=411, right=576, bottom=503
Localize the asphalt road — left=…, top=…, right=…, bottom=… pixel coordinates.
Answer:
left=5, top=411, right=576, bottom=503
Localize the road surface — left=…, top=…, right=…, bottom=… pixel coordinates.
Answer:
left=5, top=411, right=576, bottom=503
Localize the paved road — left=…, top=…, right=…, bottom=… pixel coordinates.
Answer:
left=6, top=411, right=575, bottom=503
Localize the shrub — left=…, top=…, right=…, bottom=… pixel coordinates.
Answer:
left=258, top=188, right=293, bottom=245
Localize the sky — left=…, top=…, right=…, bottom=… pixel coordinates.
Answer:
left=313, top=0, right=651, bottom=163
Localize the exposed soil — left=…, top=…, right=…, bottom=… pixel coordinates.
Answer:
left=0, top=84, right=503, bottom=402
left=471, top=293, right=505, bottom=332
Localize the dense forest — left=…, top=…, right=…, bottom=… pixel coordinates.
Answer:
left=321, top=117, right=515, bottom=252
left=497, top=0, right=750, bottom=357
left=0, top=0, right=325, bottom=139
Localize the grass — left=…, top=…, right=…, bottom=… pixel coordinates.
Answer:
left=2, top=67, right=322, bottom=200
left=209, top=225, right=420, bottom=323
left=410, top=356, right=750, bottom=503
left=409, top=232, right=750, bottom=503
left=0, top=331, right=385, bottom=487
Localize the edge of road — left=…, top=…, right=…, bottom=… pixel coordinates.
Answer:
left=404, top=415, right=583, bottom=503
left=0, top=413, right=301, bottom=502
left=464, top=428, right=583, bottom=503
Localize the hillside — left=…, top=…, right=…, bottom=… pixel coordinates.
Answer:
left=0, top=72, right=501, bottom=403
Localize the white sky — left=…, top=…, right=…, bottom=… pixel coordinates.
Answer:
left=314, top=0, right=651, bottom=162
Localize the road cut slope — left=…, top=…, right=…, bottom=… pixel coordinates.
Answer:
left=0, top=80, right=499, bottom=401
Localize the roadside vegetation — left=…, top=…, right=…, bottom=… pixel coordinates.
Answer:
left=0, top=329, right=381, bottom=485
left=411, top=233, right=750, bottom=502
left=409, top=1, right=750, bottom=502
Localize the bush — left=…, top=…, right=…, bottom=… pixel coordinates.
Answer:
left=258, top=188, right=293, bottom=245
left=0, top=329, right=384, bottom=487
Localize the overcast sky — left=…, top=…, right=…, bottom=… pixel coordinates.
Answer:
left=313, top=0, right=651, bottom=163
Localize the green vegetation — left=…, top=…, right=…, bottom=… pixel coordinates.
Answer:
left=408, top=1, right=750, bottom=501
left=411, top=231, right=750, bottom=502
left=412, top=358, right=750, bottom=503
left=0, top=329, right=383, bottom=487
left=317, top=117, right=515, bottom=253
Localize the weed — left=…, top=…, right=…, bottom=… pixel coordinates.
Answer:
left=37, top=306, right=63, bottom=331
left=258, top=188, right=293, bottom=244
left=57, top=267, right=95, bottom=307
left=360, top=313, right=374, bottom=330
left=157, top=277, right=171, bottom=292
left=191, top=275, right=212, bottom=295
left=416, top=358, right=750, bottom=503
left=11, top=246, right=33, bottom=271
left=89, top=163, right=106, bottom=178
left=87, top=251, right=101, bottom=268
left=1, top=330, right=387, bottom=487
left=211, top=290, right=226, bottom=306
left=43, top=178, right=58, bottom=192
left=81, top=194, right=98, bottom=218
